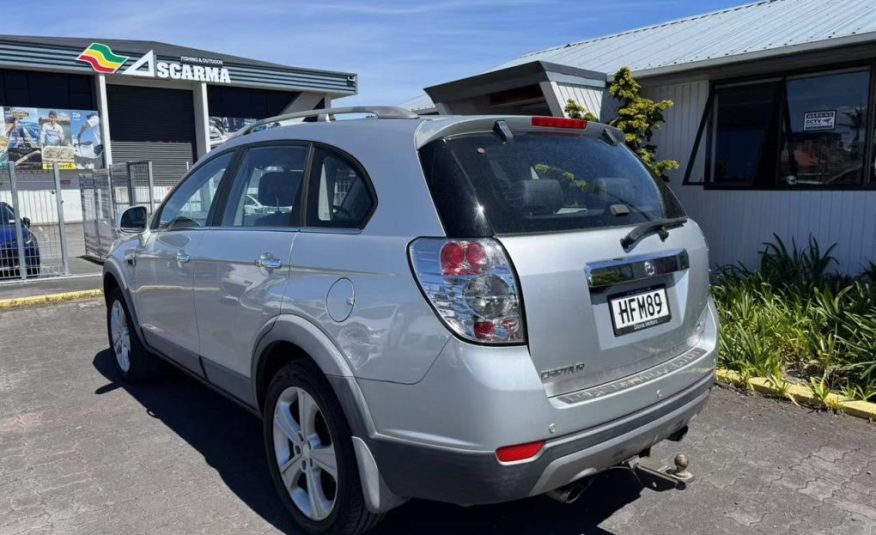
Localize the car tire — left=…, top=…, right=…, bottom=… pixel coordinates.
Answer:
left=105, top=287, right=160, bottom=383
left=264, top=360, right=383, bottom=535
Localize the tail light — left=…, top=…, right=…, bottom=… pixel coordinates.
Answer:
left=409, top=238, right=525, bottom=344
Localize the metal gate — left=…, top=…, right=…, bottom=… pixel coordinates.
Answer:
left=80, top=161, right=161, bottom=260
left=0, top=164, right=71, bottom=280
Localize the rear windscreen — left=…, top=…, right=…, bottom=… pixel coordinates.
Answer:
left=419, top=131, right=685, bottom=236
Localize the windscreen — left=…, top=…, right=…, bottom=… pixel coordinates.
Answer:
left=0, top=204, right=15, bottom=226
left=419, top=131, right=685, bottom=236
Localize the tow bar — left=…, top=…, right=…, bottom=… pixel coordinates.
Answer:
left=631, top=453, right=693, bottom=491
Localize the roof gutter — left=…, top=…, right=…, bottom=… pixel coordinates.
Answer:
left=630, top=31, right=876, bottom=81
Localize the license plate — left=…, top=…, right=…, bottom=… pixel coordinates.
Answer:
left=609, top=286, right=671, bottom=336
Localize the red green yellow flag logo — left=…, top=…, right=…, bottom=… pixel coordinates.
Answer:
left=77, top=43, right=129, bottom=74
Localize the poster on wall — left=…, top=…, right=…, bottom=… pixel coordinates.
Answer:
left=1, top=107, right=104, bottom=170
left=209, top=116, right=258, bottom=148
left=0, top=106, right=6, bottom=169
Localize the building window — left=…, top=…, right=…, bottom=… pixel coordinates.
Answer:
left=781, top=70, right=870, bottom=187
left=697, top=67, right=873, bottom=189
left=711, top=81, right=783, bottom=187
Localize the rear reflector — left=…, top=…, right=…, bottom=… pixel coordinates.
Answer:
left=531, top=116, right=587, bottom=129
left=496, top=441, right=545, bottom=463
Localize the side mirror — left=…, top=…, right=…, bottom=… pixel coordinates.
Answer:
left=21, top=217, right=31, bottom=228
left=116, top=205, right=148, bottom=233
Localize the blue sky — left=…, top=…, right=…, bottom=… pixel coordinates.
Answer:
left=20, top=0, right=748, bottom=105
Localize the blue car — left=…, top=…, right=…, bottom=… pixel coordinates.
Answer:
left=0, top=202, right=40, bottom=279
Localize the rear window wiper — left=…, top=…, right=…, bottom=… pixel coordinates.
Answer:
left=620, top=216, right=688, bottom=250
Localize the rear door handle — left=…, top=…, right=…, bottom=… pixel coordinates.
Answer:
left=176, top=250, right=191, bottom=265
left=256, top=254, right=282, bottom=271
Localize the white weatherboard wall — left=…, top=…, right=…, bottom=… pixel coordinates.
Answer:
left=553, top=82, right=604, bottom=119
left=644, top=80, right=876, bottom=273
left=0, top=190, right=82, bottom=224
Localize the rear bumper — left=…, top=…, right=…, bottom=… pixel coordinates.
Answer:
left=366, top=371, right=711, bottom=504
left=350, top=300, right=719, bottom=506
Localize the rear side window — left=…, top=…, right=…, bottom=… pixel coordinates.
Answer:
left=419, top=132, right=685, bottom=235
left=222, top=144, right=308, bottom=227
left=305, top=148, right=374, bottom=229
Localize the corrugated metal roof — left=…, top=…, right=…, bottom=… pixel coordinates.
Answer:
left=399, top=93, right=437, bottom=113
left=0, top=35, right=291, bottom=70
left=0, top=35, right=358, bottom=95
left=495, top=0, right=876, bottom=76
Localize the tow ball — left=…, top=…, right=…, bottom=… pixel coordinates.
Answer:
left=631, top=453, right=694, bottom=491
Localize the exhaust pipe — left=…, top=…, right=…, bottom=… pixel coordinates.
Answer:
left=546, top=477, right=594, bottom=504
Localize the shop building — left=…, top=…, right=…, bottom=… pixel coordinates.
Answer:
left=0, top=35, right=356, bottom=184
left=405, top=0, right=876, bottom=272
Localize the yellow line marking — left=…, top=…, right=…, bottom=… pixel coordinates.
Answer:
left=0, top=289, right=104, bottom=310
left=716, top=368, right=876, bottom=422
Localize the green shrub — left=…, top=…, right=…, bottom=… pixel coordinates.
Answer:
left=713, top=235, right=876, bottom=398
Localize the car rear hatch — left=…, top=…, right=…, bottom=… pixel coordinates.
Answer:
left=416, top=116, right=711, bottom=397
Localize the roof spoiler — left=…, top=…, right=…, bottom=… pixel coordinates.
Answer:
left=235, top=106, right=419, bottom=137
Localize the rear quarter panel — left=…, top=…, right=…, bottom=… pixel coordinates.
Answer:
left=283, top=232, right=450, bottom=384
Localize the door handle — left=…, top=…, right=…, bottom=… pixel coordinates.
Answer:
left=176, top=250, right=191, bottom=265
left=256, top=254, right=282, bottom=271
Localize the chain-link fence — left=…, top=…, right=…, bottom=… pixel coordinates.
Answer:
left=0, top=164, right=72, bottom=280
left=80, top=161, right=172, bottom=260
left=0, top=159, right=178, bottom=281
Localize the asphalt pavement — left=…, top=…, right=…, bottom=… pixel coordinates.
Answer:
left=1, top=300, right=874, bottom=535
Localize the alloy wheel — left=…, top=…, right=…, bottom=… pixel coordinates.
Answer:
left=273, top=386, right=338, bottom=521
left=110, top=300, right=131, bottom=373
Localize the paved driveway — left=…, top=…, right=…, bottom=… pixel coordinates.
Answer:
left=1, top=300, right=874, bottom=535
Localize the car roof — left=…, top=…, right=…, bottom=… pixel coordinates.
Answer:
left=216, top=114, right=614, bottom=154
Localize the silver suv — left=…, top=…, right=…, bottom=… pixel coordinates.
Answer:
left=104, top=107, right=718, bottom=534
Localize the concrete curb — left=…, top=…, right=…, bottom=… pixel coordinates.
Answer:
left=2, top=290, right=873, bottom=423
left=717, top=368, right=876, bottom=422
left=0, top=289, right=104, bottom=310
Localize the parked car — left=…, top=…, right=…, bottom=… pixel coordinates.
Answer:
left=103, top=107, right=718, bottom=535
left=0, top=202, right=40, bottom=279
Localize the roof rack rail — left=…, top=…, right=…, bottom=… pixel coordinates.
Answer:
left=236, top=106, right=419, bottom=136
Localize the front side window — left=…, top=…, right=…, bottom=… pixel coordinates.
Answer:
left=306, top=149, right=374, bottom=228
left=223, top=145, right=308, bottom=227
left=157, top=152, right=233, bottom=230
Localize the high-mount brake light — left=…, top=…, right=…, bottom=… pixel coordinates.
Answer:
left=409, top=238, right=525, bottom=344
left=531, top=116, right=588, bottom=129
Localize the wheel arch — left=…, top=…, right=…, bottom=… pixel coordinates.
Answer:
left=252, top=314, right=400, bottom=514
left=102, top=261, right=143, bottom=337
left=251, top=315, right=370, bottom=429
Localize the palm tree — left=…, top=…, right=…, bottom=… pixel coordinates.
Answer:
left=841, top=107, right=865, bottom=147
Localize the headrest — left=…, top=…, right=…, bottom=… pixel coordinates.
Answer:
left=594, top=177, right=635, bottom=202
left=511, top=179, right=564, bottom=215
left=258, top=171, right=301, bottom=207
